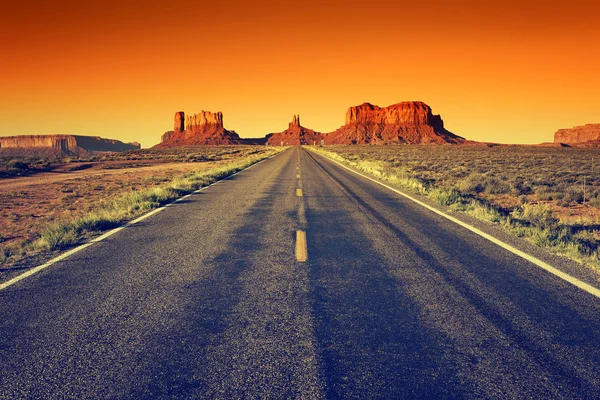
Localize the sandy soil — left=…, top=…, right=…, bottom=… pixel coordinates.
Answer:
left=0, top=161, right=222, bottom=248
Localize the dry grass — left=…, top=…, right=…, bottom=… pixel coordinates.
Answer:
left=311, top=145, right=600, bottom=270
left=0, top=146, right=283, bottom=267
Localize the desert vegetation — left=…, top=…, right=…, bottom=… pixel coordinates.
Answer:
left=311, top=145, right=600, bottom=270
left=0, top=157, right=55, bottom=178
left=0, top=146, right=282, bottom=270
left=0, top=146, right=271, bottom=178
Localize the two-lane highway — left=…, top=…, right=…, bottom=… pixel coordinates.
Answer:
left=1, top=147, right=600, bottom=398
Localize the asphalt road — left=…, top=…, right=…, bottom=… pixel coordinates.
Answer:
left=1, top=147, right=600, bottom=399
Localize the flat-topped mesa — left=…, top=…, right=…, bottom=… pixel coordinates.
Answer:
left=0, top=135, right=140, bottom=154
left=326, top=101, right=464, bottom=144
left=186, top=111, right=224, bottom=132
left=345, top=101, right=444, bottom=129
left=554, top=124, right=600, bottom=146
left=267, top=115, right=322, bottom=146
left=158, top=110, right=242, bottom=146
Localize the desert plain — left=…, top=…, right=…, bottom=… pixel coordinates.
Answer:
left=0, top=146, right=281, bottom=275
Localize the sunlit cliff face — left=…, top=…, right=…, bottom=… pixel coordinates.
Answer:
left=554, top=124, right=600, bottom=144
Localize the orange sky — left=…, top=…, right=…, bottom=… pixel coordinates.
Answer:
left=1, top=0, right=599, bottom=146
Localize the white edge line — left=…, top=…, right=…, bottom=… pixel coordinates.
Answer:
left=308, top=148, right=600, bottom=299
left=0, top=151, right=282, bottom=292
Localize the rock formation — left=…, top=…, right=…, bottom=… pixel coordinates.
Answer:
left=267, top=115, right=322, bottom=146
left=158, top=102, right=466, bottom=147
left=324, top=102, right=464, bottom=144
left=0, top=135, right=141, bottom=155
left=290, top=115, right=300, bottom=129
left=174, top=111, right=185, bottom=133
left=554, top=124, right=600, bottom=146
left=158, top=111, right=244, bottom=146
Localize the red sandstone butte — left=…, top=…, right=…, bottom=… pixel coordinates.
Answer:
left=554, top=124, right=600, bottom=147
left=324, top=102, right=464, bottom=144
left=157, top=102, right=466, bottom=147
left=158, top=111, right=244, bottom=146
left=266, top=115, right=322, bottom=146
left=0, top=134, right=141, bottom=155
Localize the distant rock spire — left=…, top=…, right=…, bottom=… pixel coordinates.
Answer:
left=289, top=114, right=300, bottom=129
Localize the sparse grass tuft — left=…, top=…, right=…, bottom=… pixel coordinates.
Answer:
left=430, top=188, right=462, bottom=206
left=465, top=201, right=503, bottom=223
left=34, top=222, right=79, bottom=251
left=517, top=203, right=559, bottom=229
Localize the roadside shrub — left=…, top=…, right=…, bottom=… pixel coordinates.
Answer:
left=533, top=229, right=554, bottom=247
left=430, top=188, right=462, bottom=206
left=505, top=221, right=530, bottom=238
left=511, top=180, right=533, bottom=196
left=386, top=174, right=428, bottom=194
left=456, top=173, right=511, bottom=195
left=77, top=212, right=121, bottom=232
left=35, top=222, right=79, bottom=250
left=466, top=201, right=503, bottom=223
left=518, top=195, right=529, bottom=205
left=589, top=197, right=600, bottom=208
left=485, top=177, right=512, bottom=195
left=576, top=236, right=598, bottom=256
left=356, top=160, right=385, bottom=177
left=563, top=186, right=584, bottom=204
left=1, top=245, right=15, bottom=263
left=519, top=203, right=559, bottom=229
left=535, top=185, right=554, bottom=201
left=557, top=198, right=571, bottom=207
left=457, top=173, right=487, bottom=193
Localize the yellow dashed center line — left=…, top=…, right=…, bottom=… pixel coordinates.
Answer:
left=295, top=153, right=307, bottom=262
left=296, top=230, right=308, bottom=262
